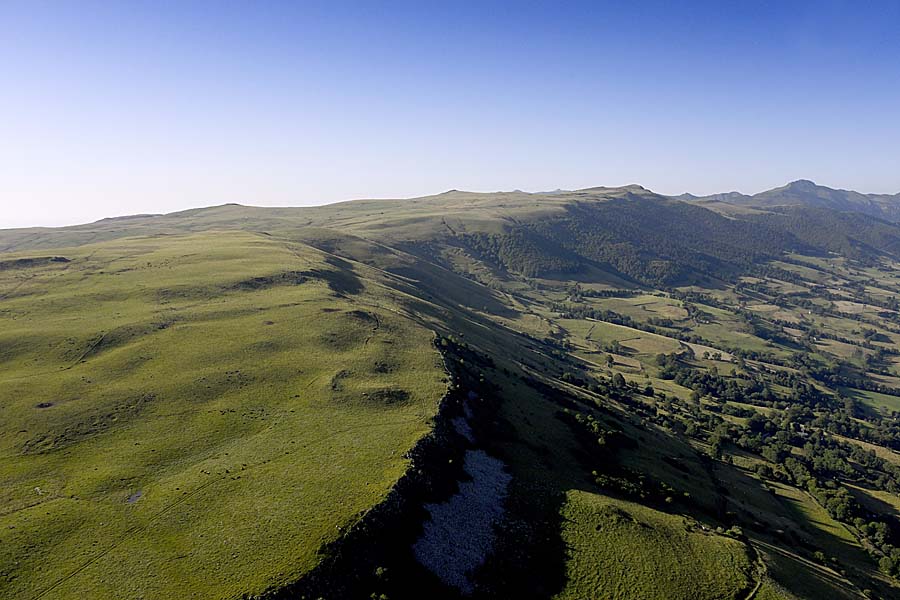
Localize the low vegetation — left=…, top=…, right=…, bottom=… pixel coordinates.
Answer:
left=0, top=232, right=445, bottom=600
left=4, top=182, right=900, bottom=599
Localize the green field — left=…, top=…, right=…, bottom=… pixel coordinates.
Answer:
left=841, top=387, right=900, bottom=414
left=556, top=490, right=753, bottom=600
left=589, top=295, right=689, bottom=323
left=0, top=232, right=445, bottom=599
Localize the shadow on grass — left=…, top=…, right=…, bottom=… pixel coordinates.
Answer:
left=754, top=538, right=862, bottom=600
left=260, top=380, right=470, bottom=600
left=847, top=483, right=900, bottom=520
left=262, top=341, right=559, bottom=600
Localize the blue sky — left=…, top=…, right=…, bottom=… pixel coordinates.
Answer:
left=1, top=1, right=899, bottom=227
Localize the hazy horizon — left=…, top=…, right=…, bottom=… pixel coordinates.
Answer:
left=5, top=177, right=900, bottom=231
left=3, top=1, right=899, bottom=228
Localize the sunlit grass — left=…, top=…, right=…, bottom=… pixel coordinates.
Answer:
left=0, top=231, right=445, bottom=600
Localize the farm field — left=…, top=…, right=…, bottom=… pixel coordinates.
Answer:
left=842, top=387, right=900, bottom=415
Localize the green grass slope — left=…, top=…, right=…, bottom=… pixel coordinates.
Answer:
left=0, top=231, right=446, bottom=600
left=556, top=490, right=753, bottom=600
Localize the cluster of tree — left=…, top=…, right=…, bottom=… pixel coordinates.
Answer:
left=558, top=324, right=900, bottom=582
left=556, top=297, right=807, bottom=371
left=552, top=303, right=725, bottom=349
left=565, top=284, right=637, bottom=300
left=658, top=355, right=771, bottom=404
left=452, top=189, right=900, bottom=292
left=873, top=539, right=900, bottom=578
left=563, top=347, right=900, bottom=582
left=525, top=197, right=799, bottom=286
left=683, top=409, right=900, bottom=578
left=560, top=409, right=630, bottom=454
left=560, top=365, right=654, bottom=402
left=765, top=313, right=898, bottom=361
left=591, top=467, right=686, bottom=507
left=738, top=311, right=802, bottom=347
left=808, top=362, right=900, bottom=402
left=692, top=404, right=900, bottom=578
left=670, top=290, right=728, bottom=309
left=655, top=352, right=835, bottom=411
left=817, top=410, right=900, bottom=452
left=814, top=286, right=900, bottom=315
left=436, top=333, right=495, bottom=369
left=758, top=285, right=900, bottom=337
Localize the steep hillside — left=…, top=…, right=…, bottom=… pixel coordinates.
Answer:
left=456, top=195, right=803, bottom=285
left=747, top=207, right=900, bottom=261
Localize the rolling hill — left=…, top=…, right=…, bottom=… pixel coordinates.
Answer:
left=4, top=183, right=900, bottom=600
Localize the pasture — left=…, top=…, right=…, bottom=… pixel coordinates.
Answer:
left=555, top=490, right=753, bottom=600
left=0, top=231, right=445, bottom=600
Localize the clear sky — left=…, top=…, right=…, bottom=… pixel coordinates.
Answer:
left=2, top=1, right=899, bottom=228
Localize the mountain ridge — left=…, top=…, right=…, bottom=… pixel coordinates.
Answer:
left=4, top=182, right=900, bottom=287
left=677, top=179, right=900, bottom=221
left=6, top=178, right=900, bottom=599
left=6, top=181, right=900, bottom=236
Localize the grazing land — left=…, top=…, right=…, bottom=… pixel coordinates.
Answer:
left=4, top=181, right=900, bottom=599
left=0, top=232, right=445, bottom=600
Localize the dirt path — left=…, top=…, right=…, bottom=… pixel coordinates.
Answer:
left=740, top=540, right=766, bottom=600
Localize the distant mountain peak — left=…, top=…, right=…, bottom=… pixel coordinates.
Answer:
left=785, top=179, right=819, bottom=190
left=576, top=184, right=649, bottom=194
left=674, top=179, right=900, bottom=222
